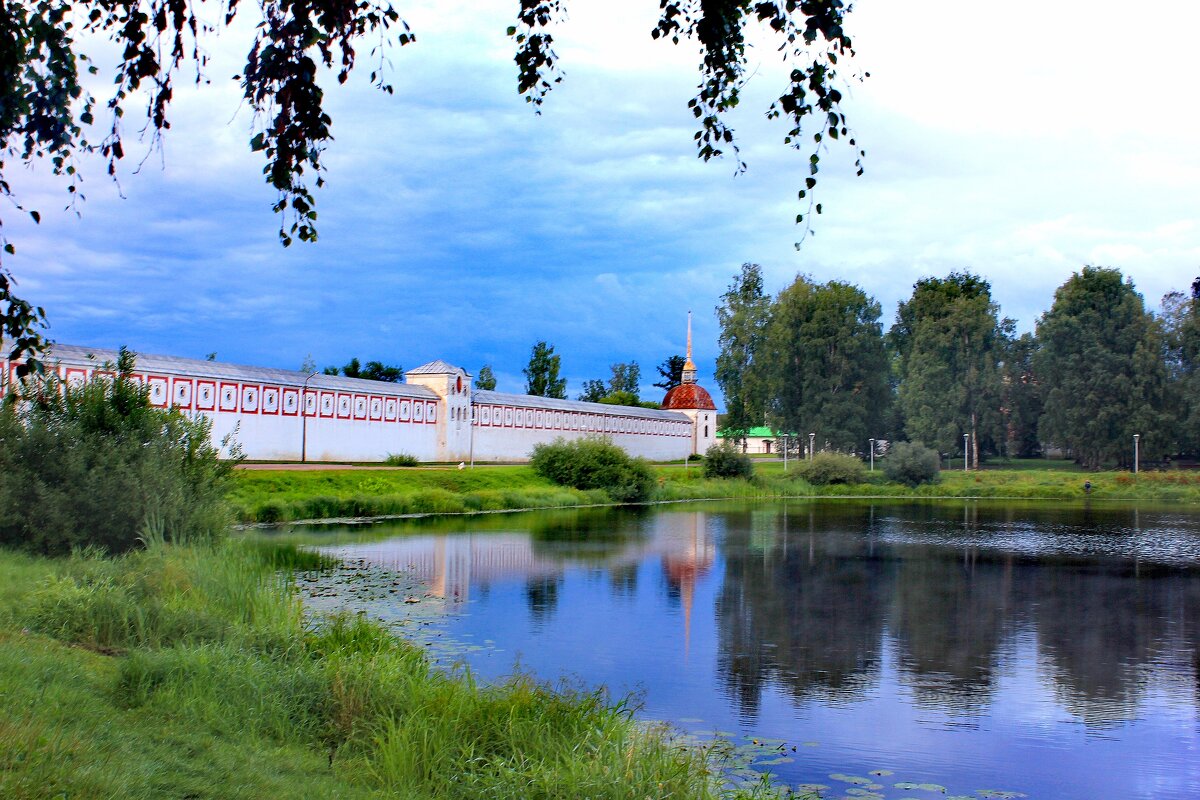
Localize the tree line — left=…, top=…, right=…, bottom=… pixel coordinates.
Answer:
left=717, top=263, right=1200, bottom=469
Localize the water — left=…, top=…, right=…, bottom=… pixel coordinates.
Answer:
left=289, top=501, right=1200, bottom=799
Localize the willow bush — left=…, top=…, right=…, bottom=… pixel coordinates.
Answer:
left=0, top=348, right=236, bottom=555
left=529, top=436, right=653, bottom=503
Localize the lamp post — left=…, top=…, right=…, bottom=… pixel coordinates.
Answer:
left=809, top=432, right=815, bottom=462
left=869, top=438, right=875, bottom=472
left=301, top=371, right=318, bottom=463
left=963, top=433, right=969, bottom=472
left=783, top=435, right=788, bottom=471
left=1133, top=433, right=1140, bottom=474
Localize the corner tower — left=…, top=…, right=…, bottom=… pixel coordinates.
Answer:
left=660, top=312, right=717, bottom=455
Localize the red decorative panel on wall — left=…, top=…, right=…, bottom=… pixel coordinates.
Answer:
left=171, top=378, right=194, bottom=409
left=412, top=400, right=424, bottom=423
left=218, top=383, right=239, bottom=412
left=384, top=397, right=398, bottom=421
left=319, top=392, right=335, bottom=418
left=65, top=367, right=88, bottom=388
left=240, top=385, right=260, bottom=414
left=195, top=381, right=216, bottom=410
left=146, top=375, right=169, bottom=408
left=400, top=399, right=411, bottom=421
left=352, top=394, right=368, bottom=420
left=336, top=393, right=352, bottom=419
left=261, top=386, right=280, bottom=415
left=281, top=388, right=299, bottom=416
left=427, top=402, right=437, bottom=423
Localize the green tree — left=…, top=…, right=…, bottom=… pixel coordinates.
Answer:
left=324, top=357, right=402, bottom=382
left=1159, top=277, right=1200, bottom=455
left=715, top=263, right=772, bottom=442
left=653, top=355, right=686, bottom=392
left=766, top=276, right=889, bottom=452
left=607, top=362, right=640, bottom=400
left=1, top=1, right=860, bottom=366
left=999, top=331, right=1043, bottom=458
left=1034, top=267, right=1170, bottom=468
left=475, top=365, right=497, bottom=391
left=524, top=340, right=567, bottom=399
left=889, top=272, right=1005, bottom=468
left=578, top=379, right=607, bottom=403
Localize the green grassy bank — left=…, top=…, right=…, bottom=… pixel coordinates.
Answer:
left=232, top=463, right=1200, bottom=523
left=0, top=541, right=778, bottom=800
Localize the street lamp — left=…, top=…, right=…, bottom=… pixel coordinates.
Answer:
left=963, top=433, right=969, bottom=472
left=1133, top=433, right=1140, bottom=474
left=809, top=432, right=815, bottom=462
left=301, top=371, right=318, bottom=463
left=869, top=438, right=875, bottom=472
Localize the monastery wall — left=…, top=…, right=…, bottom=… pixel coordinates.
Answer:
left=2, top=344, right=701, bottom=463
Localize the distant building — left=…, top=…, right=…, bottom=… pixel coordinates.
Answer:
left=716, top=426, right=781, bottom=454
left=2, top=320, right=719, bottom=463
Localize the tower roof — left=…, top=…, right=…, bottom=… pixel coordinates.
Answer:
left=661, top=383, right=717, bottom=411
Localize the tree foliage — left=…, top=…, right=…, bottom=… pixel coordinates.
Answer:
left=475, top=364, right=497, bottom=391
left=529, top=436, right=652, bottom=503
left=703, top=441, right=753, bottom=480
left=523, top=340, right=566, bottom=399
left=0, top=0, right=863, bottom=367
left=1034, top=267, right=1169, bottom=469
left=653, top=354, right=685, bottom=392
left=766, top=275, right=888, bottom=452
left=0, top=347, right=234, bottom=555
left=324, top=357, right=403, bottom=382
left=715, top=263, right=771, bottom=440
left=882, top=441, right=940, bottom=486
left=1000, top=331, right=1043, bottom=458
left=578, top=361, right=640, bottom=404
left=889, top=272, right=1005, bottom=467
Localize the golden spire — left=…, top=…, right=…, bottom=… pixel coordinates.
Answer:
left=682, top=311, right=697, bottom=384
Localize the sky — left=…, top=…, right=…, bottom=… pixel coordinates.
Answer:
left=7, top=0, right=1200, bottom=406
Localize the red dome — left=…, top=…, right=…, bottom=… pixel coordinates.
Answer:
left=661, top=383, right=717, bottom=411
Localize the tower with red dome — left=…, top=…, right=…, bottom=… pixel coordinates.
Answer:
left=660, top=312, right=718, bottom=455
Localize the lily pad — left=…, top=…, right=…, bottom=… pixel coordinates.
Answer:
left=894, top=782, right=947, bottom=793
left=830, top=774, right=874, bottom=785
left=869, top=770, right=894, bottom=777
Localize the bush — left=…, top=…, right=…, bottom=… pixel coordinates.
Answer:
left=0, top=348, right=236, bottom=555
left=796, top=451, right=866, bottom=485
left=883, top=441, right=941, bottom=486
left=529, top=437, right=653, bottom=503
left=703, top=442, right=754, bottom=479
left=383, top=452, right=418, bottom=467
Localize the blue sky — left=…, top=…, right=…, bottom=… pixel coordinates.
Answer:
left=7, top=0, right=1200, bottom=405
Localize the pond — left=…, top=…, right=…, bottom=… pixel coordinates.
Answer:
left=288, top=501, right=1200, bottom=800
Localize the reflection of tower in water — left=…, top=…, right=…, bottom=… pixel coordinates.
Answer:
left=661, top=512, right=716, bottom=658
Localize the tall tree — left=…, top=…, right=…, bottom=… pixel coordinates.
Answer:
left=1034, top=267, right=1169, bottom=468
left=523, top=341, right=567, bottom=399
left=1, top=1, right=861, bottom=366
left=608, top=362, right=641, bottom=399
left=999, top=331, right=1043, bottom=458
left=766, top=276, right=889, bottom=452
left=578, top=379, right=608, bottom=403
left=475, top=365, right=497, bottom=391
left=1159, top=277, right=1200, bottom=454
left=716, top=263, right=772, bottom=440
left=653, top=355, right=686, bottom=392
left=889, top=272, right=1005, bottom=468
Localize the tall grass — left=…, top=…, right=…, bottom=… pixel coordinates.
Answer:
left=3, top=542, right=780, bottom=800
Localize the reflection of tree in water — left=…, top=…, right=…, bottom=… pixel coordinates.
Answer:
left=525, top=575, right=562, bottom=625
left=1026, top=559, right=1198, bottom=726
left=889, top=546, right=1012, bottom=710
left=527, top=507, right=651, bottom=561
left=608, top=563, right=638, bottom=599
left=715, top=507, right=890, bottom=719
left=714, top=502, right=1200, bottom=726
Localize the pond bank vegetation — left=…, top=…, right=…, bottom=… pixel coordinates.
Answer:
left=0, top=540, right=783, bottom=799
left=232, top=462, right=1200, bottom=523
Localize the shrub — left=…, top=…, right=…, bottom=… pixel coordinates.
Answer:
left=883, top=441, right=941, bottom=486
left=529, top=437, right=653, bottom=503
left=0, top=348, right=236, bottom=555
left=796, top=451, right=866, bottom=485
left=383, top=452, right=418, bottom=467
left=703, top=442, right=754, bottom=480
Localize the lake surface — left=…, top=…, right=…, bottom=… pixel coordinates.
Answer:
left=291, top=501, right=1200, bottom=799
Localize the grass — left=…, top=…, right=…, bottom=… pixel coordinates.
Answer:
left=229, top=460, right=1200, bottom=524
left=0, top=540, right=779, bottom=800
